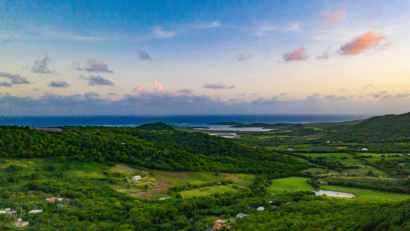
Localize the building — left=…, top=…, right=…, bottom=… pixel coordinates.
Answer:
left=29, top=210, right=43, bottom=214
left=361, top=148, right=368, bottom=151
left=0, top=208, right=17, bottom=217
left=285, top=202, right=291, bottom=205
left=213, top=220, right=232, bottom=229
left=58, top=204, right=64, bottom=207
left=13, top=218, right=29, bottom=227
left=272, top=205, right=278, bottom=209
left=236, top=213, right=248, bottom=218
left=257, top=207, right=265, bottom=211
left=132, top=175, right=142, bottom=180
left=46, top=197, right=63, bottom=203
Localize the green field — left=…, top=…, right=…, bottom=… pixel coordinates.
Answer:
left=268, top=177, right=314, bottom=193
left=321, top=185, right=410, bottom=202
left=152, top=171, right=254, bottom=187
left=298, top=153, right=388, bottom=177
left=181, top=185, right=240, bottom=198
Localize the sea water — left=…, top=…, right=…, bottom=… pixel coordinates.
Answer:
left=0, top=114, right=370, bottom=127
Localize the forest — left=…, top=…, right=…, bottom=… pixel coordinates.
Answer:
left=0, top=125, right=308, bottom=175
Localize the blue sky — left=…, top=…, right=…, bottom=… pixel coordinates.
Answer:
left=1, top=0, right=410, bottom=115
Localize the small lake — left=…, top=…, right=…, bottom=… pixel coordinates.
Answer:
left=314, top=190, right=355, bottom=198
left=194, top=125, right=273, bottom=132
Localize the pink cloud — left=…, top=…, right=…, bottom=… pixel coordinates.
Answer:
left=133, top=81, right=164, bottom=93
left=340, top=31, right=390, bottom=55
left=321, top=10, right=346, bottom=23
left=154, top=81, right=164, bottom=91
left=134, top=84, right=147, bottom=92
left=283, top=47, right=308, bottom=62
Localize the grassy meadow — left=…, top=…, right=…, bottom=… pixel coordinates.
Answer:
left=268, top=177, right=314, bottom=193
left=321, top=185, right=410, bottom=202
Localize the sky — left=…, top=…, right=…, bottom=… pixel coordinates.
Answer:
left=1, top=0, right=410, bottom=116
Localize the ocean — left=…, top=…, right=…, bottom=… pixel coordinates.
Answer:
left=0, top=114, right=372, bottom=127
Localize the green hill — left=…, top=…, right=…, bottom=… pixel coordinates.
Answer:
left=326, top=113, right=410, bottom=141
left=0, top=125, right=308, bottom=175
left=137, top=122, right=175, bottom=131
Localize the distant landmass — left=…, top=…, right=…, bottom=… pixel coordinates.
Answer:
left=326, top=112, right=410, bottom=141
left=137, top=122, right=175, bottom=131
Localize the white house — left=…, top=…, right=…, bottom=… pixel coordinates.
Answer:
left=132, top=175, right=142, bottom=180
left=29, top=210, right=43, bottom=214
left=236, top=213, right=248, bottom=218
left=362, top=148, right=368, bottom=151
left=257, top=207, right=265, bottom=211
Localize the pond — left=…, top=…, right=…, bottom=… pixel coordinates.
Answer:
left=194, top=125, right=273, bottom=132
left=314, top=190, right=355, bottom=198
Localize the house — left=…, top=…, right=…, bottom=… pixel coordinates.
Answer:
left=257, top=207, right=265, bottom=211
left=13, top=218, right=29, bottom=227
left=326, top=141, right=331, bottom=144
left=1, top=208, right=17, bottom=217
left=46, top=197, right=63, bottom=203
left=285, top=202, right=291, bottom=205
left=361, top=148, right=368, bottom=151
left=272, top=205, right=278, bottom=209
left=236, top=213, right=248, bottom=218
left=132, top=175, right=142, bottom=180
left=58, top=204, right=64, bottom=207
left=213, top=220, right=232, bottom=229
left=28, top=210, right=43, bottom=214
left=407, top=153, right=410, bottom=156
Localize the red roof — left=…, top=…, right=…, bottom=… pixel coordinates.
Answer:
left=214, top=221, right=232, bottom=229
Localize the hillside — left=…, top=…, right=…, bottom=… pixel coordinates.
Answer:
left=0, top=125, right=308, bottom=175
left=326, top=113, right=410, bottom=141
left=137, top=122, right=175, bottom=131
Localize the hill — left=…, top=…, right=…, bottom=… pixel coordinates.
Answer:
left=0, top=125, right=308, bottom=175
left=137, top=122, right=175, bottom=131
left=326, top=113, right=410, bottom=141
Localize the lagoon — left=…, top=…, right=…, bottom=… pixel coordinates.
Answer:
left=314, top=190, right=355, bottom=198
left=195, top=125, right=273, bottom=132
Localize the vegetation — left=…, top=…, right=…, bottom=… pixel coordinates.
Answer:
left=137, top=122, right=175, bottom=131
left=320, top=185, right=410, bottom=202
left=325, top=112, right=410, bottom=142
left=2, top=113, right=410, bottom=230
left=234, top=198, right=410, bottom=230
left=0, top=126, right=308, bottom=174
left=326, top=177, right=410, bottom=194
